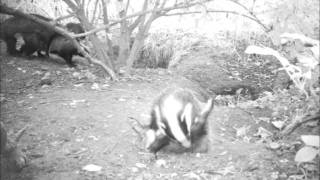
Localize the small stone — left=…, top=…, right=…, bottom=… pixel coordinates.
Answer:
left=155, top=159, right=166, bottom=168
left=131, top=167, right=139, bottom=173
left=135, top=162, right=146, bottom=168
left=269, top=142, right=281, bottom=150
left=91, top=83, right=100, bottom=90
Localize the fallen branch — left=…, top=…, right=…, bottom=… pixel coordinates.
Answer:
left=73, top=0, right=212, bottom=38
left=280, top=112, right=320, bottom=136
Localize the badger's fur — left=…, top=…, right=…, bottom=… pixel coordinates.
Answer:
left=145, top=87, right=214, bottom=153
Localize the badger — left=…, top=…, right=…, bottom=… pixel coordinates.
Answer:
left=145, top=87, right=214, bottom=154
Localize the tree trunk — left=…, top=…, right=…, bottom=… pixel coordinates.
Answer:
left=118, top=21, right=131, bottom=67
left=125, top=31, right=145, bottom=74
left=125, top=13, right=158, bottom=75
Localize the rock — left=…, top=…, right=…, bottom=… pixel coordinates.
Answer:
left=269, top=142, right=281, bottom=150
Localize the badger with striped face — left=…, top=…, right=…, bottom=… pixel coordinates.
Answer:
left=145, top=88, right=214, bottom=154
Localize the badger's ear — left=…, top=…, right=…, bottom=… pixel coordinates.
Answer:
left=200, top=98, right=214, bottom=119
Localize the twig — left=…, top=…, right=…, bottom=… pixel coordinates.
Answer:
left=14, top=125, right=28, bottom=143
left=54, top=13, right=75, bottom=22
left=127, top=117, right=146, bottom=140
left=128, top=116, right=147, bottom=129
left=103, top=141, right=119, bottom=154
left=90, top=0, right=100, bottom=23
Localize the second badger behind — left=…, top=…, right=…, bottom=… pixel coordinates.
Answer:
left=48, top=35, right=83, bottom=67
left=145, top=87, right=214, bottom=154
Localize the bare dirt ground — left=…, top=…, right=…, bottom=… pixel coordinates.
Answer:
left=0, top=48, right=304, bottom=180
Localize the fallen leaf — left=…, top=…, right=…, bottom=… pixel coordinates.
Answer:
left=258, top=117, right=271, bottom=123
left=74, top=84, right=84, bottom=87
left=135, top=162, right=146, bottom=168
left=295, top=146, right=318, bottom=162
left=102, top=84, right=110, bottom=88
left=88, top=135, right=99, bottom=141
left=91, top=83, right=100, bottom=90
left=254, top=127, right=272, bottom=140
left=234, top=125, right=250, bottom=137
left=70, top=99, right=86, bottom=107
left=106, top=114, right=113, bottom=118
left=72, top=72, right=81, bottom=78
left=218, top=151, right=228, bottom=156
left=271, top=121, right=285, bottom=130
left=118, top=98, right=126, bottom=102
left=131, top=167, right=139, bottom=173
left=82, top=164, right=102, bottom=172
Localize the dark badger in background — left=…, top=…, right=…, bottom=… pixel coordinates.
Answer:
left=0, top=14, right=86, bottom=67
left=0, top=14, right=56, bottom=57
left=48, top=22, right=85, bottom=67
left=145, top=87, right=214, bottom=155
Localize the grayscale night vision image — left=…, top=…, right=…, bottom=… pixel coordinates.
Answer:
left=0, top=0, right=319, bottom=179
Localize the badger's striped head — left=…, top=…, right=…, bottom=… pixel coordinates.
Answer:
left=145, top=88, right=214, bottom=152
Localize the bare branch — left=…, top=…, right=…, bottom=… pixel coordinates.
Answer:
left=74, top=0, right=206, bottom=38
left=154, top=0, right=161, bottom=9
left=227, top=0, right=250, bottom=13
left=160, top=0, right=168, bottom=9
left=54, top=13, right=75, bottom=22
left=125, top=0, right=130, bottom=15
left=90, top=0, right=100, bottom=23
left=75, top=0, right=82, bottom=7
left=225, top=0, right=271, bottom=31
left=128, top=0, right=148, bottom=31
left=14, top=1, right=24, bottom=10
left=164, top=9, right=271, bottom=32
left=95, top=2, right=102, bottom=24
left=63, top=0, right=79, bottom=11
